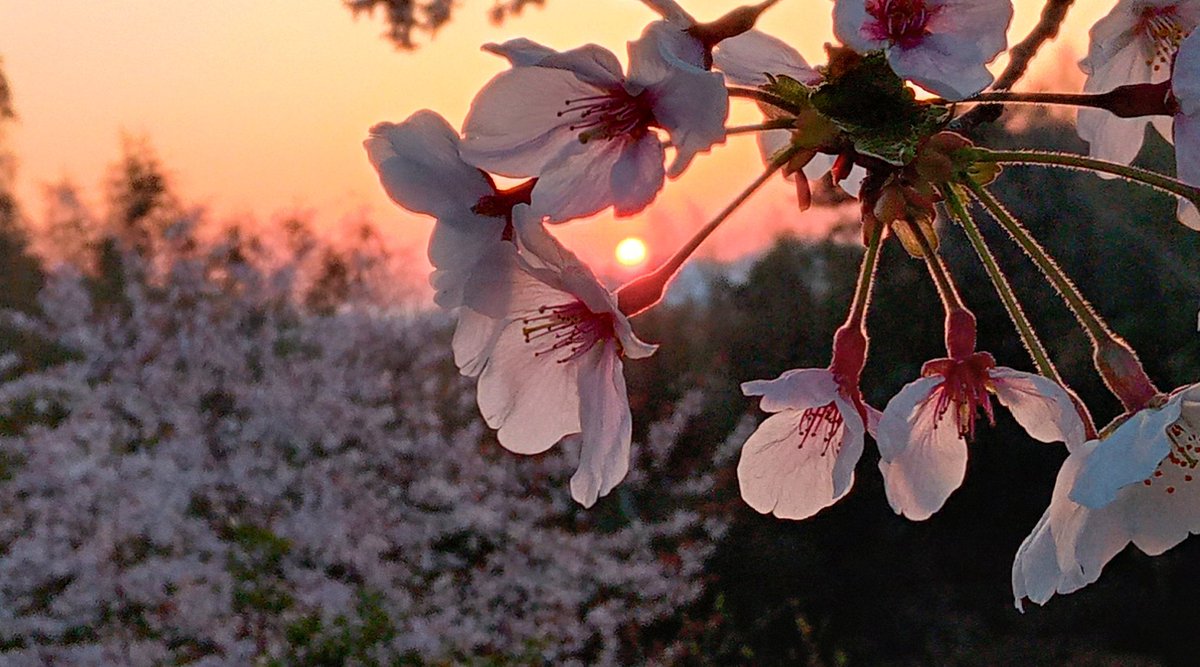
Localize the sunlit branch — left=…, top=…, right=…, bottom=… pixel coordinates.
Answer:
left=616, top=146, right=799, bottom=317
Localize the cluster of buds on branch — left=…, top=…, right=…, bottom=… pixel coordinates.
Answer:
left=367, top=0, right=1200, bottom=609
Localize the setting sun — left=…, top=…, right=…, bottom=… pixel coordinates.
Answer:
left=615, top=237, right=648, bottom=266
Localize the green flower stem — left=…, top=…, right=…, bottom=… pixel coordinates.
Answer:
left=940, top=184, right=1060, bottom=384
left=963, top=179, right=1111, bottom=343
left=617, top=146, right=796, bottom=317
left=726, top=86, right=804, bottom=116
left=909, top=220, right=964, bottom=312
left=848, top=222, right=883, bottom=327
left=971, top=148, right=1200, bottom=208
left=725, top=119, right=797, bottom=136
left=965, top=179, right=1160, bottom=411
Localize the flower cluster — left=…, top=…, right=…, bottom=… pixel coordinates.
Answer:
left=370, top=0, right=1200, bottom=610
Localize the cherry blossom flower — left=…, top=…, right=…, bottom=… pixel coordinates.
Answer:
left=453, top=205, right=657, bottom=507
left=1077, top=0, right=1200, bottom=167
left=877, top=353, right=1087, bottom=520
left=364, top=110, right=511, bottom=309
left=737, top=368, right=870, bottom=519
left=460, top=24, right=727, bottom=223
left=833, top=0, right=1013, bottom=100
left=1012, top=384, right=1200, bottom=608
left=712, top=31, right=866, bottom=202
left=1171, top=27, right=1200, bottom=228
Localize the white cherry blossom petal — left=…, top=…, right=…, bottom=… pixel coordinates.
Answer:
left=452, top=306, right=506, bottom=378
left=737, top=410, right=856, bottom=520
left=738, top=368, right=866, bottom=520
left=877, top=376, right=968, bottom=520
left=1012, top=441, right=1130, bottom=608
left=1070, top=398, right=1182, bottom=508
left=713, top=30, right=821, bottom=86
left=990, top=367, right=1087, bottom=449
left=571, top=342, right=633, bottom=507
left=461, top=67, right=608, bottom=177
left=638, top=0, right=696, bottom=27
left=928, top=0, right=1013, bottom=60
left=483, top=38, right=558, bottom=67
left=530, top=138, right=664, bottom=224
left=365, top=112, right=492, bottom=218
left=364, top=111, right=505, bottom=310
left=476, top=315, right=583, bottom=456
left=833, top=0, right=880, bottom=53
left=627, top=21, right=707, bottom=87
left=886, top=32, right=994, bottom=100
left=612, top=134, right=671, bottom=215
left=741, top=368, right=841, bottom=413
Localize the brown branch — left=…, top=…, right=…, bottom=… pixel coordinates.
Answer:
left=953, top=0, right=1076, bottom=132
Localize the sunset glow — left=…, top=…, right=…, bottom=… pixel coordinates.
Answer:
left=615, top=237, right=648, bottom=267
left=0, top=1, right=1109, bottom=277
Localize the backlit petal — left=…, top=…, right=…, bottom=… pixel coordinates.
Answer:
left=713, top=30, right=820, bottom=86
left=990, top=367, right=1087, bottom=449
left=1070, top=397, right=1182, bottom=508
left=878, top=376, right=968, bottom=520
left=571, top=342, right=632, bottom=507
left=741, top=368, right=840, bottom=414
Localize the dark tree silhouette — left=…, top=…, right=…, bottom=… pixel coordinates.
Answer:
left=344, top=0, right=545, bottom=49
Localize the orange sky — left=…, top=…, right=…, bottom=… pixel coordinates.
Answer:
left=0, top=0, right=1112, bottom=276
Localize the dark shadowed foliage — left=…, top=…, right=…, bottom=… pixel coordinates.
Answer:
left=621, top=110, right=1200, bottom=665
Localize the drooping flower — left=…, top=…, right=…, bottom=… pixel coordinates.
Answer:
left=364, top=110, right=525, bottom=309
left=460, top=24, right=728, bottom=223
left=737, top=368, right=870, bottom=520
left=878, top=353, right=1087, bottom=520
left=453, top=204, right=657, bottom=507
left=1170, top=27, right=1200, bottom=228
left=833, top=0, right=1013, bottom=100
left=1077, top=0, right=1200, bottom=166
left=711, top=30, right=866, bottom=204
left=1013, top=384, right=1200, bottom=608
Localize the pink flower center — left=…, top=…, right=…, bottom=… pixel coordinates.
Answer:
left=864, top=0, right=940, bottom=49
left=557, top=91, right=654, bottom=144
left=795, top=402, right=845, bottom=456
left=521, top=301, right=615, bottom=363
left=1136, top=6, right=1188, bottom=72
left=1145, top=407, right=1199, bottom=494
left=922, top=352, right=996, bottom=440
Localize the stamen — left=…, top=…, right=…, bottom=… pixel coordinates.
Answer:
left=795, top=402, right=845, bottom=456
left=864, top=0, right=940, bottom=49
left=521, top=301, right=616, bottom=363
left=925, top=354, right=996, bottom=441
left=1137, top=7, right=1189, bottom=71
left=1144, top=408, right=1199, bottom=493
left=557, top=90, right=654, bottom=143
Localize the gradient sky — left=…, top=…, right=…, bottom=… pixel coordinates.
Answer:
left=0, top=0, right=1111, bottom=275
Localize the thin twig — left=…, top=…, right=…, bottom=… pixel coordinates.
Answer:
left=953, top=0, right=1076, bottom=132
